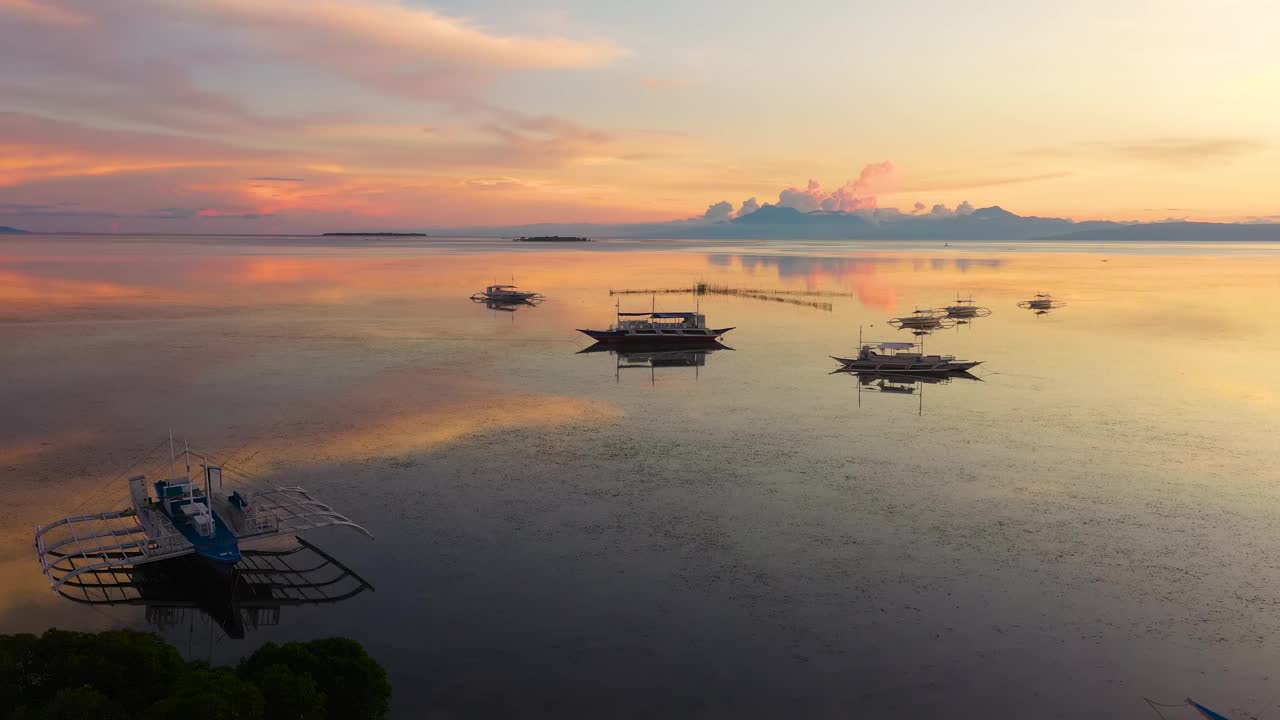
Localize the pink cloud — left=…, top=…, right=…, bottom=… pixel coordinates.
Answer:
left=776, top=162, right=898, bottom=213
left=185, top=0, right=625, bottom=70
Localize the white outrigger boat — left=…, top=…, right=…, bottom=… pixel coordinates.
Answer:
left=470, top=284, right=545, bottom=304
left=1018, top=292, right=1065, bottom=310
left=34, top=440, right=372, bottom=593
left=888, top=308, right=955, bottom=330
left=577, top=301, right=733, bottom=344
left=942, top=295, right=992, bottom=319
left=831, top=329, right=980, bottom=374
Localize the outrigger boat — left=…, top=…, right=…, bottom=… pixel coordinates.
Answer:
left=577, top=302, right=733, bottom=344
left=831, top=328, right=981, bottom=374
left=1018, top=292, right=1065, bottom=310
left=888, top=308, right=955, bottom=330
left=34, top=440, right=372, bottom=593
left=470, top=284, right=544, bottom=304
left=942, top=295, right=992, bottom=319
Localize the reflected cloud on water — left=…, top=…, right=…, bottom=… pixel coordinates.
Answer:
left=706, top=254, right=1004, bottom=312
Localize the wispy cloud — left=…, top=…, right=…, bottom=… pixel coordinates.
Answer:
left=184, top=0, right=625, bottom=69
left=0, top=0, right=85, bottom=26
left=1104, top=138, right=1266, bottom=167
left=1025, top=138, right=1266, bottom=168
left=900, top=171, right=1072, bottom=193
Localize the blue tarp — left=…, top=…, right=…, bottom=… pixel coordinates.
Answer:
left=1190, top=699, right=1233, bottom=720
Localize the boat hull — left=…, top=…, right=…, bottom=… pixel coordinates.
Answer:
left=830, top=357, right=981, bottom=374
left=577, top=327, right=734, bottom=343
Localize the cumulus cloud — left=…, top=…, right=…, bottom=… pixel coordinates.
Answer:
left=703, top=200, right=733, bottom=222
left=738, top=197, right=760, bottom=217
left=928, top=201, right=976, bottom=218
left=775, top=161, right=897, bottom=213
left=912, top=201, right=926, bottom=214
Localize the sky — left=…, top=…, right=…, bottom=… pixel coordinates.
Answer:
left=1, top=0, right=1278, bottom=233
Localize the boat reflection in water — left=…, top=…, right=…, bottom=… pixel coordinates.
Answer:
left=53, top=538, right=372, bottom=640
left=578, top=341, right=732, bottom=384
left=1018, top=292, right=1066, bottom=313
left=836, top=369, right=982, bottom=416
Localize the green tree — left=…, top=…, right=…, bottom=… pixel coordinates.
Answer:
left=254, top=664, right=326, bottom=720
left=14, top=686, right=126, bottom=720
left=0, top=630, right=388, bottom=720
left=143, top=669, right=264, bottom=720
left=3, top=629, right=184, bottom=715
left=239, top=638, right=390, bottom=720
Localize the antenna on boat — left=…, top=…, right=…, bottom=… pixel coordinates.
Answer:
left=183, top=436, right=191, bottom=482
left=168, top=429, right=176, bottom=479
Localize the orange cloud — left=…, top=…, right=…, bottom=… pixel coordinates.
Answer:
left=188, top=0, right=624, bottom=70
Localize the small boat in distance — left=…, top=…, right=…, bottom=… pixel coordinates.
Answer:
left=1018, top=292, right=1065, bottom=310
left=888, top=308, right=955, bottom=330
left=942, top=295, right=992, bottom=318
left=470, top=284, right=545, bottom=304
left=577, top=303, right=733, bottom=344
left=831, top=329, right=980, bottom=374
left=512, top=235, right=592, bottom=242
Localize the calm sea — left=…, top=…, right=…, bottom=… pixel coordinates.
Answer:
left=3, top=235, right=1280, bottom=718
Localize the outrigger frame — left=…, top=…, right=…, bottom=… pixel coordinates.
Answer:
left=35, top=446, right=372, bottom=593
left=52, top=538, right=374, bottom=639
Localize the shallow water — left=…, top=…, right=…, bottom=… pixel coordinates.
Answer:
left=3, top=235, right=1280, bottom=718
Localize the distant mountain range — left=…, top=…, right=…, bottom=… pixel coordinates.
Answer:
left=430, top=205, right=1280, bottom=241
left=0, top=225, right=31, bottom=234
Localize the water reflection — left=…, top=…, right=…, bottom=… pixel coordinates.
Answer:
left=578, top=341, right=732, bottom=384
left=710, top=254, right=1005, bottom=312
left=473, top=297, right=540, bottom=313
left=838, top=369, right=982, bottom=415
left=53, top=538, right=371, bottom=641
left=7, top=237, right=1280, bottom=718
left=1018, top=293, right=1066, bottom=312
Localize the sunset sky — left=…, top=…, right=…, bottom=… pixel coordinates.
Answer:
left=2, top=0, right=1278, bottom=233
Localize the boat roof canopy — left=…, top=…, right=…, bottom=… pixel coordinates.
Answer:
left=618, top=312, right=701, bottom=319
left=867, top=341, right=917, bottom=349
left=489, top=284, right=518, bottom=289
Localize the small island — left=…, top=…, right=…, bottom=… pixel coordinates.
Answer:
left=512, top=235, right=593, bottom=242
left=0, top=225, right=32, bottom=234
left=321, top=232, right=428, bottom=237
